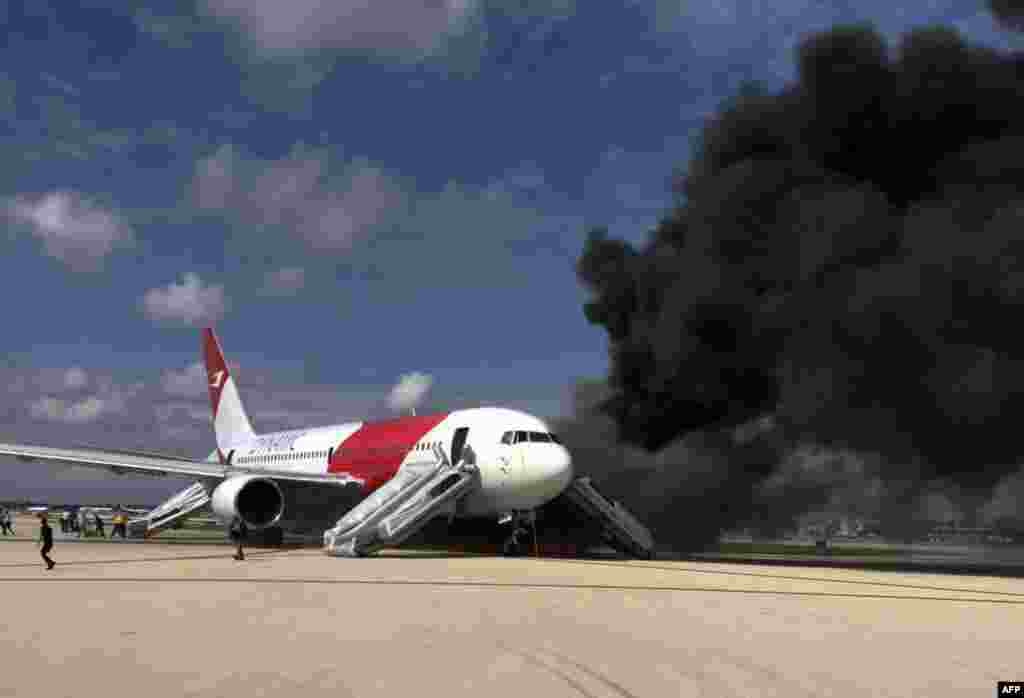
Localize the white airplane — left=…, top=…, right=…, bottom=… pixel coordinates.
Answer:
left=0, top=328, right=575, bottom=556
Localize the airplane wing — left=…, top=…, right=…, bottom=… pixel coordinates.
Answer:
left=0, top=442, right=364, bottom=487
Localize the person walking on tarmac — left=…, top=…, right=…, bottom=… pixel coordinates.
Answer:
left=111, top=509, right=127, bottom=539
left=37, top=514, right=55, bottom=570
left=0, top=507, right=13, bottom=536
left=229, top=517, right=247, bottom=561
left=93, top=511, right=105, bottom=538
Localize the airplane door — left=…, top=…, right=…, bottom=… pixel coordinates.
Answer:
left=451, top=427, right=469, bottom=465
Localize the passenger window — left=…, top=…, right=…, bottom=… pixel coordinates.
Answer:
left=515, top=431, right=527, bottom=444
left=500, top=431, right=514, bottom=445
left=529, top=432, right=551, bottom=442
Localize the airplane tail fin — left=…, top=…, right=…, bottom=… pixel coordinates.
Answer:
left=202, top=328, right=255, bottom=454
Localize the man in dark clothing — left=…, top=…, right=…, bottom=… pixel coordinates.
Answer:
left=37, top=514, right=55, bottom=570
left=229, top=517, right=247, bottom=561
left=0, top=507, right=13, bottom=535
left=93, top=512, right=105, bottom=538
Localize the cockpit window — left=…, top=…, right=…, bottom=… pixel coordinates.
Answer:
left=503, top=430, right=562, bottom=444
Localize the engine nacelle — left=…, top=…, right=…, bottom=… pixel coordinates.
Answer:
left=210, top=475, right=284, bottom=529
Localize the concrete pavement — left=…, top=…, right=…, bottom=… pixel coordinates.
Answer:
left=0, top=539, right=1019, bottom=697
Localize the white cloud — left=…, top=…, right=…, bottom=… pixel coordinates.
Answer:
left=27, top=378, right=138, bottom=424
left=4, top=191, right=133, bottom=271
left=201, top=0, right=480, bottom=57
left=192, top=145, right=406, bottom=251
left=142, top=273, right=227, bottom=327
left=161, top=361, right=210, bottom=398
left=262, top=267, right=306, bottom=295
left=63, top=367, right=88, bottom=390
left=387, top=372, right=434, bottom=410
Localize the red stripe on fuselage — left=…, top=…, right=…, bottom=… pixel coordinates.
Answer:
left=329, top=413, right=449, bottom=491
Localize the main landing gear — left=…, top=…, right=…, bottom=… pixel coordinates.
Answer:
left=500, top=511, right=537, bottom=557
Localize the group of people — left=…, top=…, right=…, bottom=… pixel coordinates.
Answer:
left=34, top=509, right=126, bottom=571
left=31, top=508, right=250, bottom=570
left=56, top=508, right=129, bottom=538
left=35, top=512, right=249, bottom=570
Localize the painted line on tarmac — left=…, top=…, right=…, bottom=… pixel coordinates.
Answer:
left=0, top=575, right=1022, bottom=604
left=553, top=558, right=1024, bottom=598
left=0, top=550, right=320, bottom=568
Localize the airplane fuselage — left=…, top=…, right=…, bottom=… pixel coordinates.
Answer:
left=212, top=406, right=574, bottom=520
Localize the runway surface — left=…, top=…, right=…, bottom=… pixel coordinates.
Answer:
left=0, top=539, right=1020, bottom=697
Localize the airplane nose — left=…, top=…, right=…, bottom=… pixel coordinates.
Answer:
left=545, top=445, right=574, bottom=491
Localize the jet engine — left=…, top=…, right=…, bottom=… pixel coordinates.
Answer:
left=210, top=475, right=284, bottom=529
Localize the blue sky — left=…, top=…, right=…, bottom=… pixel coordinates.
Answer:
left=1, top=0, right=1019, bottom=502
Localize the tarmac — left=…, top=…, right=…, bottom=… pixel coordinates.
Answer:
left=1, top=522, right=1021, bottom=697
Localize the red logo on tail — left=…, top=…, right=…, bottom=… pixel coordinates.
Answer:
left=209, top=370, right=225, bottom=389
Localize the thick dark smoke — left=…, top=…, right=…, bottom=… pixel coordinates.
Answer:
left=990, top=0, right=1024, bottom=32
left=556, top=380, right=884, bottom=549
left=574, top=18, right=1024, bottom=548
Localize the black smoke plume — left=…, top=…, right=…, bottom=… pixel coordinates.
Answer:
left=575, top=18, right=1024, bottom=547
left=990, top=0, right=1024, bottom=32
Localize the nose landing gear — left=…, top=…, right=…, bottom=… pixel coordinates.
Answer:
left=500, top=510, right=537, bottom=557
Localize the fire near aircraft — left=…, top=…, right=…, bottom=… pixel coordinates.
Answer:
left=0, top=328, right=575, bottom=556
